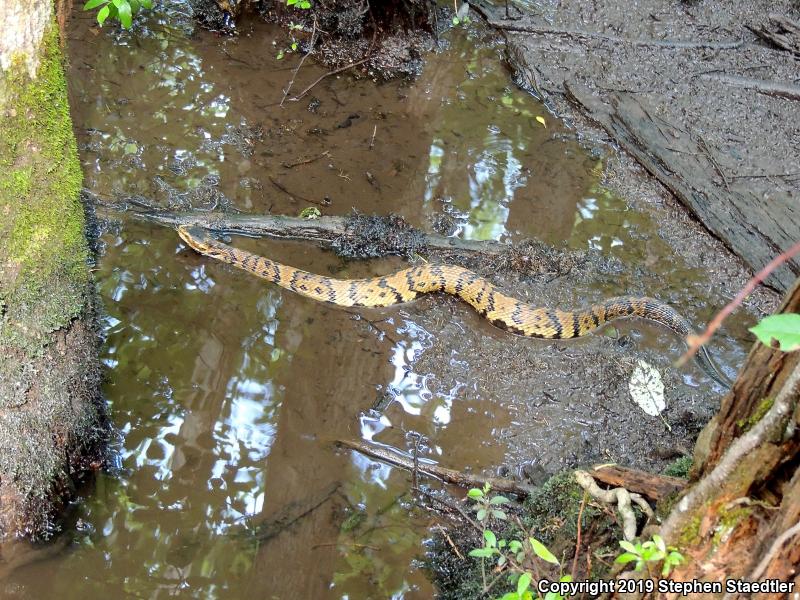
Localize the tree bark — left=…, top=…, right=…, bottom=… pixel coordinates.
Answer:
left=0, top=1, right=104, bottom=539
left=656, top=278, right=800, bottom=598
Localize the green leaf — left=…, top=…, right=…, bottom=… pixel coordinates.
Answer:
left=530, top=538, right=559, bottom=565
left=467, top=488, right=484, bottom=499
left=117, top=0, right=133, bottom=28
left=517, top=572, right=532, bottom=595
left=97, top=4, right=110, bottom=24
left=499, top=594, right=519, bottom=600
left=484, top=530, right=497, bottom=548
left=618, top=540, right=639, bottom=554
left=652, top=534, right=666, bottom=553
left=452, top=16, right=460, bottom=25
left=468, top=547, right=495, bottom=558
left=508, top=540, right=522, bottom=553
left=83, top=0, right=108, bottom=9
left=476, top=508, right=487, bottom=521
left=492, top=509, right=507, bottom=520
left=667, top=550, right=685, bottom=563
left=140, top=0, right=153, bottom=7
left=497, top=554, right=507, bottom=567
left=490, top=495, right=510, bottom=505
left=615, top=552, right=638, bottom=564
left=750, top=314, right=800, bottom=351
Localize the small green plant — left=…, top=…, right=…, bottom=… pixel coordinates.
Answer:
left=287, top=0, right=312, bottom=9
left=83, top=0, right=152, bottom=29
left=466, top=484, right=569, bottom=600
left=277, top=21, right=305, bottom=59
left=614, top=534, right=685, bottom=577
left=468, top=482, right=509, bottom=522
left=451, top=0, right=471, bottom=26
left=299, top=207, right=321, bottom=220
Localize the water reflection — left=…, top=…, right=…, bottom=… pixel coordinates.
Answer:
left=2, top=5, right=650, bottom=599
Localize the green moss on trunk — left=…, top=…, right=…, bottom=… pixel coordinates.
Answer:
left=0, top=16, right=105, bottom=539
left=0, top=23, right=88, bottom=353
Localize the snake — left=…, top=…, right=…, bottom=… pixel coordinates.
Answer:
left=177, top=225, right=730, bottom=387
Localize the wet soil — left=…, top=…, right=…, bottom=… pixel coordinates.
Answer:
left=0, top=2, right=782, bottom=599
left=477, top=0, right=800, bottom=290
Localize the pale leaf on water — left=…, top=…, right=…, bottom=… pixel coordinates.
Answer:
left=628, top=359, right=665, bottom=416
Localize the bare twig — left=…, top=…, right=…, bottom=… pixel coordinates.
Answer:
left=679, top=240, right=800, bottom=365
left=411, top=433, right=421, bottom=492
left=436, top=524, right=464, bottom=560
left=290, top=16, right=378, bottom=102
left=281, top=16, right=318, bottom=107
left=336, top=439, right=534, bottom=496
left=571, top=490, right=588, bottom=580
left=267, top=175, right=331, bottom=206
left=369, top=125, right=377, bottom=150
left=281, top=150, right=330, bottom=169
left=311, top=541, right=380, bottom=551
left=419, top=489, right=482, bottom=531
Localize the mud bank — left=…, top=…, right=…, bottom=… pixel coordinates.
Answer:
left=0, top=6, right=105, bottom=539
left=475, top=0, right=800, bottom=291
left=193, top=0, right=439, bottom=79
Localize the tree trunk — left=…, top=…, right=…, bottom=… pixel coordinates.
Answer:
left=658, top=278, right=800, bottom=598
left=0, top=0, right=104, bottom=539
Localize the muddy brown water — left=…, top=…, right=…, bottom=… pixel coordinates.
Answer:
left=3, top=6, right=758, bottom=599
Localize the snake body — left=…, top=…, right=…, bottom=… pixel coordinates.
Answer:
left=178, top=225, right=729, bottom=386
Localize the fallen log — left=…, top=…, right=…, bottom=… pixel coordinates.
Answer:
left=91, top=196, right=508, bottom=259
left=336, top=439, right=535, bottom=497
left=590, top=464, right=686, bottom=502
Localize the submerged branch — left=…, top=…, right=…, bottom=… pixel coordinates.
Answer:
left=336, top=439, right=534, bottom=497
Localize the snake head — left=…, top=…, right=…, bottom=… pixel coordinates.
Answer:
left=177, top=224, right=214, bottom=253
